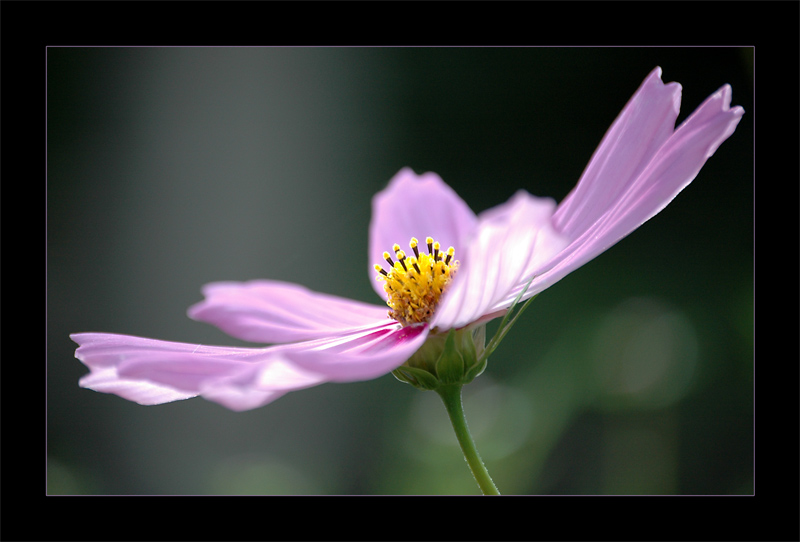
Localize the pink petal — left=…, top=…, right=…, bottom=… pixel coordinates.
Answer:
left=369, top=168, right=478, bottom=301
left=199, top=360, right=326, bottom=411
left=188, top=280, right=390, bottom=344
left=552, top=67, right=682, bottom=240
left=119, top=353, right=326, bottom=412
left=502, top=71, right=744, bottom=307
left=436, top=68, right=742, bottom=325
left=71, top=321, right=428, bottom=410
left=78, top=366, right=198, bottom=406
left=431, top=191, right=569, bottom=330
left=283, top=322, right=430, bottom=381
left=71, top=332, right=327, bottom=411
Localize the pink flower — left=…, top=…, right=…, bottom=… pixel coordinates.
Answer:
left=71, top=67, right=743, bottom=412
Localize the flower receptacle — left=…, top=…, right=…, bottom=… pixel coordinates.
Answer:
left=392, top=326, right=486, bottom=391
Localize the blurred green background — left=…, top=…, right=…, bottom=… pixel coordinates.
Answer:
left=47, top=47, right=753, bottom=495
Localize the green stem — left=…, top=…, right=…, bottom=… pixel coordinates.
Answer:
left=436, top=384, right=501, bottom=495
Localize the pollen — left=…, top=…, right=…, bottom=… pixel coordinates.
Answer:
left=374, top=236, right=459, bottom=326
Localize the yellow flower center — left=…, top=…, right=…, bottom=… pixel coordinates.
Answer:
left=374, top=236, right=459, bottom=326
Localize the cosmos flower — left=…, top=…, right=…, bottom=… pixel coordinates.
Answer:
left=71, top=67, right=743, bottom=412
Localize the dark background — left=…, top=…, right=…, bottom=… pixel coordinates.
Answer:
left=46, top=46, right=753, bottom=496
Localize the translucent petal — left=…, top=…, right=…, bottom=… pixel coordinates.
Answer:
left=500, top=75, right=744, bottom=308
left=431, top=191, right=568, bottom=330
left=369, top=168, right=478, bottom=301
left=73, top=333, right=325, bottom=410
left=284, top=322, right=430, bottom=381
left=188, top=280, right=390, bottom=344
left=78, top=366, right=198, bottom=406
left=71, top=320, right=428, bottom=410
left=553, top=67, right=682, bottom=239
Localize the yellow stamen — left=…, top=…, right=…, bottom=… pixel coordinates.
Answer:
left=410, top=237, right=420, bottom=259
left=396, top=250, right=407, bottom=271
left=374, top=236, right=459, bottom=326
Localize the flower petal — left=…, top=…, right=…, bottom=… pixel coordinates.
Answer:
left=369, top=168, right=478, bottom=301
left=504, top=73, right=744, bottom=307
left=188, top=280, right=390, bottom=344
left=198, top=359, right=325, bottom=411
left=71, top=320, right=426, bottom=411
left=283, top=322, right=430, bottom=381
left=431, top=191, right=569, bottom=330
left=78, top=365, right=198, bottom=406
left=552, top=67, right=682, bottom=240
left=71, top=332, right=327, bottom=411
left=435, top=69, right=742, bottom=325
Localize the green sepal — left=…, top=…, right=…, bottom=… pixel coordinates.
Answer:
left=463, top=355, right=488, bottom=384
left=435, top=330, right=466, bottom=384
left=391, top=366, right=440, bottom=391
